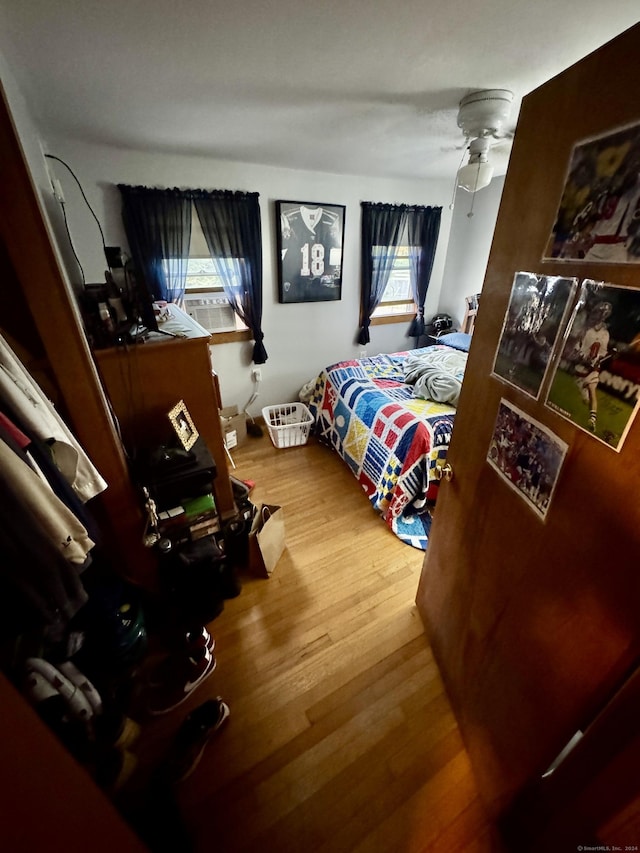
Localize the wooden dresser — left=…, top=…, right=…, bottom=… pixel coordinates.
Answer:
left=93, top=305, right=235, bottom=518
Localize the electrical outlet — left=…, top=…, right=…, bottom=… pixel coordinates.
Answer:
left=251, top=367, right=262, bottom=382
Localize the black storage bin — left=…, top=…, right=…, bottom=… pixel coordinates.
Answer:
left=157, top=537, right=224, bottom=625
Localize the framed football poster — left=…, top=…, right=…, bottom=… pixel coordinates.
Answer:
left=276, top=200, right=345, bottom=303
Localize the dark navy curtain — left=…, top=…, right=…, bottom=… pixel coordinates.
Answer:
left=193, top=191, right=267, bottom=364
left=406, top=206, right=442, bottom=340
left=359, top=202, right=408, bottom=346
left=118, top=185, right=192, bottom=320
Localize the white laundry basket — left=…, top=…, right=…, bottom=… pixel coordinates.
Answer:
left=262, top=402, right=313, bottom=449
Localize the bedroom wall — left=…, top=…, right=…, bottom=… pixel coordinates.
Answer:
left=34, top=135, right=459, bottom=412
left=0, top=51, right=80, bottom=298
left=438, top=176, right=505, bottom=328
left=2, top=46, right=499, bottom=416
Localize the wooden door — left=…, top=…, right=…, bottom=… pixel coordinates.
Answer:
left=0, top=673, right=147, bottom=853
left=416, top=23, right=640, bottom=844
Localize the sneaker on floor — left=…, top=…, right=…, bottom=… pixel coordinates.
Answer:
left=161, top=697, right=230, bottom=784
left=185, top=626, right=215, bottom=654
left=147, top=627, right=215, bottom=688
left=146, top=647, right=217, bottom=716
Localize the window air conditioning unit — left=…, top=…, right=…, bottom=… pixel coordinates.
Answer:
left=183, top=293, right=237, bottom=333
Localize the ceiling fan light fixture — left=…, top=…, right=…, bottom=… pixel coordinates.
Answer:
left=457, top=89, right=514, bottom=139
left=457, top=137, right=494, bottom=192
left=457, top=161, right=494, bottom=192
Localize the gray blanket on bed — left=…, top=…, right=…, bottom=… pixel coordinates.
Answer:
left=404, top=349, right=468, bottom=405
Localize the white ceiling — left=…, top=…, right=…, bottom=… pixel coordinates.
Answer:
left=0, top=1, right=638, bottom=182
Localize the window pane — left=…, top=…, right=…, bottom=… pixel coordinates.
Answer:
left=372, top=301, right=414, bottom=318
left=372, top=245, right=414, bottom=304
left=186, top=257, right=216, bottom=275
left=383, top=269, right=412, bottom=301
left=186, top=274, right=225, bottom=289
left=163, top=256, right=243, bottom=292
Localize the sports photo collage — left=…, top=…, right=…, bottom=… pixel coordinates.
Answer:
left=487, top=119, right=640, bottom=516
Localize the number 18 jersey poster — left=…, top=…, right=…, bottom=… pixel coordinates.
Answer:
left=276, top=200, right=345, bottom=303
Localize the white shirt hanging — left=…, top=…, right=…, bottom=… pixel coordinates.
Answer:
left=0, top=333, right=107, bottom=503
left=0, top=440, right=95, bottom=565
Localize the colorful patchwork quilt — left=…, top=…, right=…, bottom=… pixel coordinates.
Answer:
left=307, top=346, right=459, bottom=550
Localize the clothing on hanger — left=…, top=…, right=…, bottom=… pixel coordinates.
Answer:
left=0, top=486, right=90, bottom=641
left=0, top=332, right=107, bottom=502
left=0, top=440, right=94, bottom=565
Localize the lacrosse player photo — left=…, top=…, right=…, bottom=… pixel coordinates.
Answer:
left=545, top=279, right=640, bottom=450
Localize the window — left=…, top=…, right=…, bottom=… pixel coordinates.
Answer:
left=371, top=246, right=416, bottom=320
left=180, top=256, right=243, bottom=292
left=180, top=258, right=248, bottom=335
left=164, top=207, right=248, bottom=335
left=359, top=201, right=441, bottom=344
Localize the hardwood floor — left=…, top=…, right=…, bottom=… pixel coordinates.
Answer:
left=136, top=432, right=502, bottom=852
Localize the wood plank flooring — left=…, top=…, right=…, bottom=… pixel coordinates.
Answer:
left=137, top=432, right=503, bottom=852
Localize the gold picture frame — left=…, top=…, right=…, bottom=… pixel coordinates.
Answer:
left=167, top=399, right=199, bottom=451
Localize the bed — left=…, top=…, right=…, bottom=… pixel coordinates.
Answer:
left=307, top=332, right=471, bottom=550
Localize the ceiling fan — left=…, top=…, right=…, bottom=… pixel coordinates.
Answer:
left=455, top=89, right=514, bottom=192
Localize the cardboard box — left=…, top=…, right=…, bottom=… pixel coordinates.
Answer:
left=219, top=405, right=247, bottom=449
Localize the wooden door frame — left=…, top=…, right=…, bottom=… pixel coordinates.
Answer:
left=0, top=80, right=156, bottom=587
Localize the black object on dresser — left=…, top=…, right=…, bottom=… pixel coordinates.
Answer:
left=135, top=438, right=240, bottom=626
left=136, top=438, right=217, bottom=513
